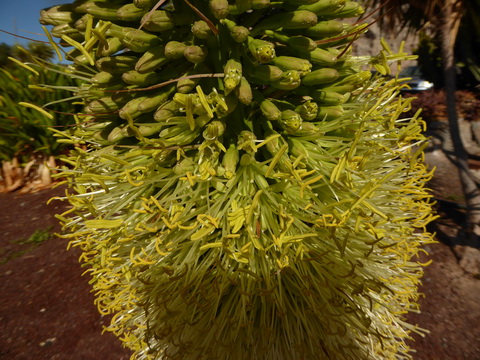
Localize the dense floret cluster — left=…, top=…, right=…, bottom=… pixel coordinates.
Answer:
left=40, top=1, right=435, bottom=359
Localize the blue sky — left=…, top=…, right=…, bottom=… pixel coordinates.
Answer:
left=0, top=0, right=61, bottom=47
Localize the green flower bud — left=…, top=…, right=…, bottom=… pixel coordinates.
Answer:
left=173, top=157, right=196, bottom=175
left=224, top=59, right=243, bottom=91
left=300, top=47, right=338, bottom=65
left=315, top=105, right=345, bottom=120
left=287, top=35, right=317, bottom=52
left=209, top=0, right=230, bottom=19
left=73, top=14, right=89, bottom=31
left=135, top=45, right=167, bottom=73
left=107, top=126, right=128, bottom=143
left=252, top=0, right=271, bottom=8
left=272, top=56, right=312, bottom=75
left=177, top=76, right=200, bottom=94
left=192, top=20, right=214, bottom=39
left=295, top=100, right=318, bottom=120
left=271, top=70, right=302, bottom=90
left=133, top=0, right=157, bottom=10
left=310, top=89, right=348, bottom=104
left=248, top=38, right=276, bottom=63
left=260, top=99, right=282, bottom=121
left=90, top=71, right=118, bottom=86
left=298, top=0, right=347, bottom=14
left=51, top=23, right=83, bottom=42
left=118, top=97, right=146, bottom=120
left=235, top=0, right=253, bottom=12
left=235, top=77, right=253, bottom=105
left=301, top=68, right=339, bottom=86
left=140, top=10, right=175, bottom=32
left=97, top=37, right=124, bottom=57
left=251, top=64, right=284, bottom=83
left=252, top=10, right=318, bottom=35
left=85, top=96, right=122, bottom=115
left=106, top=24, right=161, bottom=52
left=279, top=109, right=303, bottom=133
left=264, top=31, right=317, bottom=52
left=164, top=41, right=187, bottom=60
left=95, top=55, right=138, bottom=74
left=331, top=1, right=365, bottom=18
left=116, top=3, right=148, bottom=22
left=154, top=100, right=182, bottom=122
left=306, top=20, right=346, bottom=38
left=230, top=25, right=250, bottom=43
left=290, top=121, right=321, bottom=136
left=221, top=18, right=250, bottom=43
left=222, top=144, right=240, bottom=179
left=286, top=0, right=320, bottom=4
left=341, top=70, right=372, bottom=85
left=184, top=45, right=208, bottom=64
left=40, top=4, right=76, bottom=26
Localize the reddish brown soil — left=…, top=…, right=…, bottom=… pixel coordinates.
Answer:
left=1, top=169, right=479, bottom=360
left=0, top=187, right=132, bottom=360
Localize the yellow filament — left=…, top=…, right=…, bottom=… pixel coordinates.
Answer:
left=61, top=35, right=95, bottom=66
left=265, top=143, right=288, bottom=177
left=18, top=102, right=53, bottom=119
left=8, top=57, right=39, bottom=75
left=42, top=26, right=63, bottom=61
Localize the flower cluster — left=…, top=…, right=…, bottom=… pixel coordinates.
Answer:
left=39, top=0, right=437, bottom=359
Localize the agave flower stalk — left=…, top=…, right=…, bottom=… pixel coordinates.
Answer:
left=38, top=0, right=436, bottom=359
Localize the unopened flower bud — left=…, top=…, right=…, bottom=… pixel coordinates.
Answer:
left=260, top=99, right=282, bottom=121
left=164, top=41, right=187, bottom=60
left=230, top=25, right=250, bottom=43
left=222, top=144, right=240, bottom=179
left=235, top=77, right=253, bottom=105
left=209, top=0, right=229, bottom=19
left=271, top=70, right=302, bottom=90
left=192, top=20, right=214, bottom=39
left=184, top=45, right=208, bottom=64
left=248, top=38, right=276, bottom=63
left=280, top=109, right=303, bottom=133
left=295, top=100, right=318, bottom=121
left=224, top=59, right=243, bottom=91
left=251, top=65, right=284, bottom=83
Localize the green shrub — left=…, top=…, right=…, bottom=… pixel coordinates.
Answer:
left=0, top=52, right=78, bottom=191
left=0, top=62, right=77, bottom=163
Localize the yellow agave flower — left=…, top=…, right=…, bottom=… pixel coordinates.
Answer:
left=37, top=0, right=437, bottom=359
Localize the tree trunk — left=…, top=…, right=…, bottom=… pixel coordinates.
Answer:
left=441, top=0, right=480, bottom=249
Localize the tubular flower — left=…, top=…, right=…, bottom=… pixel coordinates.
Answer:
left=40, top=0, right=436, bottom=359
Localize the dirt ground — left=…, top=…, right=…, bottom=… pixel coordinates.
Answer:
left=0, top=186, right=132, bottom=360
left=0, top=149, right=479, bottom=360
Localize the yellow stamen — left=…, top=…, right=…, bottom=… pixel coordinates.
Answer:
left=8, top=57, right=39, bottom=75
left=18, top=102, right=53, bottom=119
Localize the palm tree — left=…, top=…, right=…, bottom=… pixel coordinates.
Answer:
left=365, top=0, right=480, bottom=271
left=27, top=42, right=55, bottom=61
left=0, top=43, right=14, bottom=67
left=11, top=42, right=55, bottom=63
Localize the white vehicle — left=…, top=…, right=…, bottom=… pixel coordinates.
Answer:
left=399, top=66, right=434, bottom=91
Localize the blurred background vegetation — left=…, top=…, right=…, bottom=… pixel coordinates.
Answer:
left=0, top=41, right=78, bottom=192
